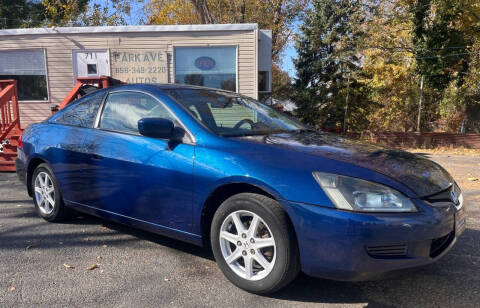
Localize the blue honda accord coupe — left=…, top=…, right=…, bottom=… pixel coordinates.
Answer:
left=16, top=84, right=466, bottom=293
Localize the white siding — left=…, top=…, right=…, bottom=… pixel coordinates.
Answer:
left=0, top=29, right=257, bottom=127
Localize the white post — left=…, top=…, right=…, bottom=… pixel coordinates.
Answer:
left=343, top=71, right=351, bottom=134
left=417, top=75, right=424, bottom=132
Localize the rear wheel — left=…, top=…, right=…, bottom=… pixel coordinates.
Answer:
left=31, top=163, right=71, bottom=222
left=210, top=193, right=300, bottom=294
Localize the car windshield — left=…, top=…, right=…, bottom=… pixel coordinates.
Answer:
left=166, top=88, right=307, bottom=137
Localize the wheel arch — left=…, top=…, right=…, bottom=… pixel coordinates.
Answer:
left=26, top=157, right=48, bottom=197
left=200, top=181, right=298, bottom=247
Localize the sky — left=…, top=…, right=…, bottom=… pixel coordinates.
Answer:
left=94, top=0, right=298, bottom=78
left=281, top=44, right=297, bottom=78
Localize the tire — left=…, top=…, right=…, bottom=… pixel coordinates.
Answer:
left=210, top=193, right=300, bottom=294
left=31, top=163, right=71, bottom=222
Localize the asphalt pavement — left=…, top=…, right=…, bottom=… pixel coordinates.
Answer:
left=1, top=153, right=479, bottom=307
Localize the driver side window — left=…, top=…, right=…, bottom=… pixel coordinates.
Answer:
left=99, top=91, right=174, bottom=134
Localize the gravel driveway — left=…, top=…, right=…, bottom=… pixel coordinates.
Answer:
left=1, top=153, right=479, bottom=307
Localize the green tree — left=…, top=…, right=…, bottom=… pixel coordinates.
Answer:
left=0, top=0, right=43, bottom=28
left=42, top=0, right=131, bottom=26
left=409, top=0, right=471, bottom=91
left=294, top=0, right=370, bottom=130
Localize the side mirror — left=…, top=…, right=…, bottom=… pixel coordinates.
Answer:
left=138, top=118, right=175, bottom=139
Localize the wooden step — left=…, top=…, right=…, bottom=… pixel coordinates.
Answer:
left=0, top=160, right=15, bottom=172
left=0, top=149, right=17, bottom=156
left=8, top=134, right=21, bottom=140
left=3, top=142, right=18, bottom=149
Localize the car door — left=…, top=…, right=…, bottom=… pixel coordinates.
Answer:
left=81, top=90, right=195, bottom=233
left=47, top=90, right=107, bottom=204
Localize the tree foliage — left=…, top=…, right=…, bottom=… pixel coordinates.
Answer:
left=146, top=0, right=307, bottom=61
left=0, top=0, right=132, bottom=28
left=41, top=0, right=131, bottom=26
left=0, top=0, right=44, bottom=28
left=294, top=0, right=480, bottom=133
left=293, top=0, right=371, bottom=129
left=271, top=63, right=292, bottom=101
left=360, top=0, right=420, bottom=131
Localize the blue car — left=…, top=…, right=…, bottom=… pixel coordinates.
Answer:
left=16, top=84, right=466, bottom=293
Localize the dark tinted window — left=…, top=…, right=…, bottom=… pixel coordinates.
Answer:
left=0, top=50, right=48, bottom=101
left=99, top=91, right=174, bottom=134
left=54, top=90, right=105, bottom=128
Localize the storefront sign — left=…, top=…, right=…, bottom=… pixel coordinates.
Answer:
left=194, top=56, right=216, bottom=70
left=110, top=49, right=168, bottom=83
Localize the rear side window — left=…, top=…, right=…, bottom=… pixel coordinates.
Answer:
left=54, top=91, right=105, bottom=128
left=99, top=91, right=174, bottom=134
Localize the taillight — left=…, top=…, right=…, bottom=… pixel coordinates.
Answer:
left=18, top=132, right=23, bottom=148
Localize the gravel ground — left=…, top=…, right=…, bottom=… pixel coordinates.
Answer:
left=1, top=154, right=479, bottom=307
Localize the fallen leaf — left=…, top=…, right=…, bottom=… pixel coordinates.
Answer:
left=9, top=285, right=15, bottom=292
left=468, top=178, right=479, bottom=181
left=164, top=278, right=169, bottom=281
left=97, top=256, right=102, bottom=260
left=100, top=270, right=104, bottom=273
left=26, top=244, right=36, bottom=250
left=63, top=263, right=74, bottom=269
left=87, top=264, right=99, bottom=271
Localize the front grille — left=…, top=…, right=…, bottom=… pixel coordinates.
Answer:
left=366, top=244, right=408, bottom=258
left=424, top=184, right=462, bottom=209
left=430, top=231, right=454, bottom=258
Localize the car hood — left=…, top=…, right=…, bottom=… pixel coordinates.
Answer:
left=236, top=131, right=453, bottom=197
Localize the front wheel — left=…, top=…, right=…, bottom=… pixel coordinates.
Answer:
left=210, top=193, right=300, bottom=294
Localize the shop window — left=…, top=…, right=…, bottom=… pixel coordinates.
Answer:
left=0, top=49, right=48, bottom=101
left=258, top=71, right=269, bottom=92
left=174, top=46, right=236, bottom=92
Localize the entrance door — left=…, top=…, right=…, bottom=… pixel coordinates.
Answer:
left=73, top=50, right=110, bottom=82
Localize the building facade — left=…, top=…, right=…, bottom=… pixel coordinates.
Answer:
left=0, top=24, right=272, bottom=127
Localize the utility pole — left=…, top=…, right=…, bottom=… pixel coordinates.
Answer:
left=417, top=75, right=424, bottom=132
left=343, top=71, right=351, bottom=134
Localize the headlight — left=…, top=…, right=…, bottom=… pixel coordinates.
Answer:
left=312, top=172, right=417, bottom=212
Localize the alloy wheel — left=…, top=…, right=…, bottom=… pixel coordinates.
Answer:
left=34, top=171, right=55, bottom=215
left=219, top=210, right=276, bottom=281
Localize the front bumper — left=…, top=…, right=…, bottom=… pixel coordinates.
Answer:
left=285, top=198, right=466, bottom=281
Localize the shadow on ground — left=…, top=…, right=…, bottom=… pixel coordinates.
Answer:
left=1, top=203, right=479, bottom=307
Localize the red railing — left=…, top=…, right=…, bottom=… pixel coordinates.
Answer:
left=0, top=80, right=21, bottom=141
left=55, top=76, right=124, bottom=112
